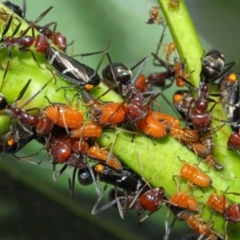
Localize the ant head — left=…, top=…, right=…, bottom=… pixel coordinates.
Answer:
left=201, top=49, right=225, bottom=81
left=0, top=94, right=8, bottom=110
left=102, top=62, right=132, bottom=85
left=78, top=167, right=93, bottom=186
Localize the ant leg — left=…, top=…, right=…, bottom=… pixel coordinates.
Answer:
left=152, top=24, right=168, bottom=67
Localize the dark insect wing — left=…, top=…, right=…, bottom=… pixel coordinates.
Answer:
left=84, top=165, right=146, bottom=193
left=98, top=166, right=145, bottom=193
left=3, top=134, right=32, bottom=153
left=48, top=47, right=100, bottom=87
left=173, top=90, right=194, bottom=128
left=219, top=74, right=239, bottom=105
left=173, top=90, right=193, bottom=114
left=219, top=72, right=239, bottom=129
left=3, top=120, right=35, bottom=153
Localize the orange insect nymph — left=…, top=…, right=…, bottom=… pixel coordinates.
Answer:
left=180, top=163, right=212, bottom=188
left=174, top=58, right=187, bottom=87
left=44, top=104, right=83, bottom=129
left=168, top=0, right=180, bottom=11
left=207, top=192, right=229, bottom=214
left=87, top=143, right=122, bottom=170
left=170, top=125, right=199, bottom=142
left=152, top=111, right=180, bottom=127
left=92, top=102, right=125, bottom=126
left=170, top=192, right=199, bottom=212
left=165, top=42, right=177, bottom=65
left=186, top=214, right=218, bottom=240
left=136, top=110, right=168, bottom=138
left=70, top=121, right=102, bottom=138
left=147, top=6, right=164, bottom=25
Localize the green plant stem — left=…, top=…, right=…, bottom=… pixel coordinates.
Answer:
left=158, top=0, right=203, bottom=85
left=0, top=2, right=239, bottom=239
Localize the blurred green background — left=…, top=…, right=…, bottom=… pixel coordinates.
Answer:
left=0, top=0, right=240, bottom=239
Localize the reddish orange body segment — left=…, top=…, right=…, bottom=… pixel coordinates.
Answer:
left=139, top=187, right=165, bottom=212
left=53, top=32, right=67, bottom=52
left=94, top=163, right=105, bottom=173
left=227, top=132, right=240, bottom=153
left=50, top=140, right=71, bottom=163
left=170, top=192, right=199, bottom=212
left=92, top=102, right=125, bottom=126
left=151, top=111, right=180, bottom=127
left=44, top=105, right=83, bottom=129
left=186, top=215, right=217, bottom=240
left=207, top=192, right=229, bottom=214
left=87, top=143, right=122, bottom=170
left=49, top=132, right=89, bottom=163
left=36, top=115, right=54, bottom=135
left=174, top=58, right=186, bottom=87
left=70, top=121, right=102, bottom=138
left=170, top=126, right=199, bottom=142
left=7, top=138, right=15, bottom=146
left=136, top=110, right=168, bottom=138
left=134, top=74, right=148, bottom=93
left=173, top=93, right=184, bottom=104
left=180, top=163, right=212, bottom=187
left=11, top=107, right=39, bottom=126
left=34, top=34, right=49, bottom=54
